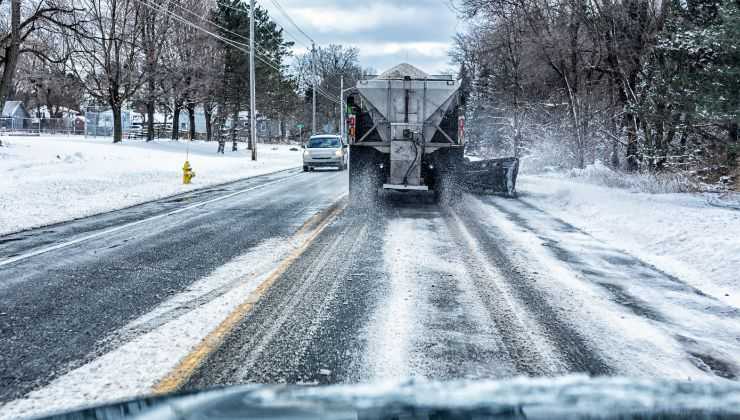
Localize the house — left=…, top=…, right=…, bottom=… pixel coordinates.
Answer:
left=1, top=101, right=31, bottom=130
left=29, top=105, right=81, bottom=120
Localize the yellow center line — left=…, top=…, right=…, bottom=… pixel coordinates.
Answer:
left=153, top=199, right=347, bottom=394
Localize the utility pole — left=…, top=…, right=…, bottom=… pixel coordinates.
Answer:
left=339, top=75, right=344, bottom=140
left=249, top=0, right=257, bottom=161
left=311, top=42, right=317, bottom=135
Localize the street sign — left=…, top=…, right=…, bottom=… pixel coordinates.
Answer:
left=296, top=123, right=304, bottom=129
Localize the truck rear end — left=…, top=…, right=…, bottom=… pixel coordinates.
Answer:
left=347, top=63, right=518, bottom=205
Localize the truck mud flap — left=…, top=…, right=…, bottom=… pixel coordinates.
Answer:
left=462, top=157, right=519, bottom=196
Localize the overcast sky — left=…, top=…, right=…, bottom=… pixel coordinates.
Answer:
left=259, top=0, right=461, bottom=75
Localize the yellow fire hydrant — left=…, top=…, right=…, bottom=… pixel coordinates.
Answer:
left=182, top=160, right=196, bottom=184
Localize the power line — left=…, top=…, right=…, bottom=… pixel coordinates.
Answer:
left=256, top=1, right=348, bottom=128
left=316, top=90, right=339, bottom=104
left=137, top=0, right=248, bottom=51
left=314, top=85, right=340, bottom=104
left=135, top=0, right=284, bottom=74
left=249, top=0, right=343, bottom=97
left=265, top=0, right=314, bottom=45
left=205, top=0, right=331, bottom=97
left=214, top=0, right=311, bottom=50
left=314, top=84, right=340, bottom=105
left=140, top=1, right=340, bottom=112
left=165, top=0, right=285, bottom=71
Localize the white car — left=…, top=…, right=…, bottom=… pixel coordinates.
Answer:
left=302, top=135, right=348, bottom=171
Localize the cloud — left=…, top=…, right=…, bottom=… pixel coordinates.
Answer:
left=262, top=0, right=460, bottom=73
left=357, top=42, right=451, bottom=58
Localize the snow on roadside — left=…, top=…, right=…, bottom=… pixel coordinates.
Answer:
left=517, top=174, right=740, bottom=308
left=464, top=195, right=725, bottom=379
left=0, top=234, right=299, bottom=420
left=0, top=135, right=300, bottom=236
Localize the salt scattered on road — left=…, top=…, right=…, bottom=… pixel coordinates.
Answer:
left=366, top=217, right=421, bottom=380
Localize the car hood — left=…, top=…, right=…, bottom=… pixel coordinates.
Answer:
left=34, top=376, right=740, bottom=420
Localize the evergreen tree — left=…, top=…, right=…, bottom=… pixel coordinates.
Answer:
left=642, top=0, right=739, bottom=171
left=211, top=1, right=294, bottom=149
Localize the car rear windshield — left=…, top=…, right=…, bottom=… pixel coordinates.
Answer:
left=307, top=137, right=340, bottom=148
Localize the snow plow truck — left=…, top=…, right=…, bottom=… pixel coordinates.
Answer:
left=346, top=63, right=519, bottom=205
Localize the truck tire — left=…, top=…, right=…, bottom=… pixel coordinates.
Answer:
left=433, top=148, right=464, bottom=206
left=349, top=146, right=380, bottom=208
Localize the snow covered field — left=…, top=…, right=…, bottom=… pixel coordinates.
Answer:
left=0, top=135, right=300, bottom=235
left=517, top=174, right=740, bottom=308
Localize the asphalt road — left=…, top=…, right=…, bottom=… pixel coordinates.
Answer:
left=184, top=197, right=613, bottom=389
left=0, top=169, right=347, bottom=403
left=2, top=169, right=738, bottom=408
left=184, top=192, right=738, bottom=387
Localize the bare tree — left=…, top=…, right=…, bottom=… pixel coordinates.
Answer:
left=199, top=39, right=224, bottom=142
left=294, top=44, right=366, bottom=132
left=137, top=0, right=176, bottom=140
left=0, top=0, right=82, bottom=103
left=16, top=52, right=84, bottom=115
left=158, top=0, right=216, bottom=141
left=455, top=0, right=666, bottom=170
left=67, top=0, right=144, bottom=143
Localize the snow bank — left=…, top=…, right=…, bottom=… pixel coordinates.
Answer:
left=0, top=135, right=300, bottom=235
left=565, top=160, right=697, bottom=193
left=0, top=235, right=299, bottom=420
left=518, top=175, right=740, bottom=306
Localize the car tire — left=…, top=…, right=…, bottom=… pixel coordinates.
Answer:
left=303, top=165, right=309, bottom=172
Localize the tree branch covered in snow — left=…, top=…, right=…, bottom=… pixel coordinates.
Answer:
left=451, top=0, right=739, bottom=190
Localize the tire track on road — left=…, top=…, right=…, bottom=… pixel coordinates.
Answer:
left=479, top=195, right=740, bottom=380
left=184, top=208, right=383, bottom=388
left=100, top=198, right=348, bottom=355
left=451, top=200, right=614, bottom=376
left=443, top=210, right=567, bottom=376
left=365, top=203, right=521, bottom=381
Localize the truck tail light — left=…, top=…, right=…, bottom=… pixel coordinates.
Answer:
left=348, top=115, right=356, bottom=143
